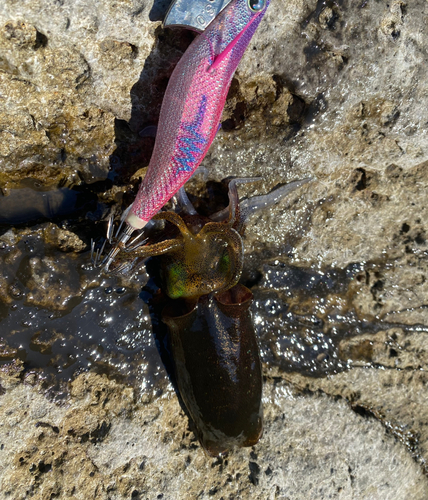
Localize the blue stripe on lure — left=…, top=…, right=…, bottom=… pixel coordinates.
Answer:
left=175, top=95, right=208, bottom=174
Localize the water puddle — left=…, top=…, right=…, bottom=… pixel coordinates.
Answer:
left=0, top=183, right=425, bottom=402
left=0, top=226, right=168, bottom=401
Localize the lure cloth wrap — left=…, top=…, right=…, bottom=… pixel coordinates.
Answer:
left=127, top=0, right=270, bottom=228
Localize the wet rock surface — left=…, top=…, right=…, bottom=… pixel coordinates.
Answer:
left=1, top=370, right=428, bottom=500
left=1, top=0, right=428, bottom=498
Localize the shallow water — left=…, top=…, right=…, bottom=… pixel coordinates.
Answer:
left=0, top=184, right=423, bottom=402
left=253, top=261, right=365, bottom=375
left=0, top=237, right=336, bottom=399
left=0, top=228, right=168, bottom=401
left=0, top=184, right=166, bottom=400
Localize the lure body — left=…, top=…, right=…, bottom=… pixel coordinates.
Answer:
left=126, top=0, right=269, bottom=231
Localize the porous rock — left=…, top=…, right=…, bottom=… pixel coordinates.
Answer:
left=1, top=371, right=428, bottom=500
left=1, top=0, right=428, bottom=498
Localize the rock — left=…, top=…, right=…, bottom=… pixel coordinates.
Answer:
left=43, top=224, right=86, bottom=253
left=23, top=254, right=84, bottom=310
left=1, top=371, right=427, bottom=499
left=1, top=0, right=428, bottom=497
left=2, top=20, right=44, bottom=49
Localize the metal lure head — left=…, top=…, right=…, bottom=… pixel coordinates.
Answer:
left=164, top=0, right=233, bottom=32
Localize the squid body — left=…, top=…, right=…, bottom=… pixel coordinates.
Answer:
left=110, top=178, right=309, bottom=455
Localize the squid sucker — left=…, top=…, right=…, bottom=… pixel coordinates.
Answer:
left=107, top=0, right=270, bottom=265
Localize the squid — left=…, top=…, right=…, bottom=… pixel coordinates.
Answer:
left=106, top=178, right=309, bottom=455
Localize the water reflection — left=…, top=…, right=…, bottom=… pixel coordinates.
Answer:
left=1, top=207, right=425, bottom=401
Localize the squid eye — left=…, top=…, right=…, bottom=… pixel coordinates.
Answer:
left=248, top=0, right=266, bottom=12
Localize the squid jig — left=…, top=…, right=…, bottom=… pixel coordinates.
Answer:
left=103, top=0, right=270, bottom=269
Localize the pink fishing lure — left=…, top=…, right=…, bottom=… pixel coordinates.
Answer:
left=127, top=0, right=269, bottom=229
left=113, top=0, right=269, bottom=260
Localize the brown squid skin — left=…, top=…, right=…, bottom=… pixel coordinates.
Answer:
left=108, top=179, right=311, bottom=455
left=162, top=284, right=263, bottom=456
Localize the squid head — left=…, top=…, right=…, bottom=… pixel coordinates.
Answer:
left=116, top=209, right=244, bottom=300
left=155, top=212, right=243, bottom=299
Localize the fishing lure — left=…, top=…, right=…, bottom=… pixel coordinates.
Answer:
left=104, top=0, right=270, bottom=268
left=164, top=0, right=234, bottom=31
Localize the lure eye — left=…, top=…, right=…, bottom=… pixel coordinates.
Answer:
left=248, top=0, right=266, bottom=12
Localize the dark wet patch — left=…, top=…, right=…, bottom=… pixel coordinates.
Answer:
left=0, top=178, right=107, bottom=231
left=1, top=229, right=424, bottom=397
left=350, top=402, right=426, bottom=474
left=0, top=172, right=426, bottom=404
left=0, top=225, right=168, bottom=401
left=219, top=74, right=315, bottom=141
left=248, top=461, right=261, bottom=485
left=351, top=168, right=368, bottom=191
left=301, top=0, right=345, bottom=30
left=252, top=262, right=357, bottom=376
left=221, top=101, right=248, bottom=132
left=303, top=40, right=325, bottom=62
left=304, top=93, right=328, bottom=124
left=249, top=259, right=428, bottom=377
left=0, top=187, right=80, bottom=225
